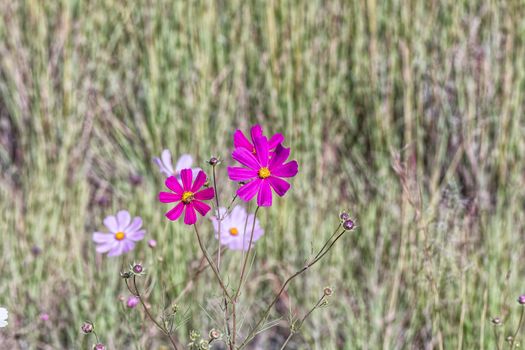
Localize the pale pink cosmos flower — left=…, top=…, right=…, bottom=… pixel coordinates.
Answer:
left=154, top=150, right=201, bottom=179
left=211, top=206, right=264, bottom=251
left=92, top=210, right=146, bottom=257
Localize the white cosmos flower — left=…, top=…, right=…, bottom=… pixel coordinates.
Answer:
left=0, top=307, right=8, bottom=328
left=153, top=150, right=201, bottom=179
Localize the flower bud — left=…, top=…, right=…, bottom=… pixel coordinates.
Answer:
left=93, top=344, right=106, bottom=350
left=81, top=322, right=94, bottom=334
left=208, top=157, right=220, bottom=166
left=126, top=296, right=140, bottom=309
left=132, top=263, right=143, bottom=274
left=518, top=295, right=525, bottom=305
left=343, top=219, right=355, bottom=231
left=492, top=317, right=502, bottom=325
left=148, top=239, right=157, bottom=248
left=339, top=212, right=350, bottom=221
left=120, top=271, right=132, bottom=279
left=323, top=287, right=333, bottom=296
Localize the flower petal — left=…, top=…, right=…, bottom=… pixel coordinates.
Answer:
left=227, top=167, right=258, bottom=181
left=194, top=187, right=214, bottom=200
left=257, top=180, right=272, bottom=206
left=175, top=154, right=193, bottom=172
left=107, top=242, right=126, bottom=257
left=232, top=147, right=260, bottom=170
left=267, top=176, right=291, bottom=196
left=166, top=202, right=185, bottom=221
left=193, top=200, right=211, bottom=216
left=103, top=215, right=119, bottom=233
left=253, top=136, right=269, bottom=167
left=191, top=170, right=207, bottom=192
left=269, top=144, right=291, bottom=169
left=159, top=192, right=181, bottom=203
left=250, top=124, right=263, bottom=140
left=127, top=229, right=146, bottom=241
left=154, top=157, right=172, bottom=177
left=93, top=232, right=114, bottom=243
left=237, top=179, right=261, bottom=202
left=165, top=176, right=183, bottom=194
left=271, top=160, right=298, bottom=178
left=116, top=210, right=131, bottom=231
left=233, top=129, right=253, bottom=150
left=96, top=239, right=117, bottom=253
left=184, top=204, right=197, bottom=225
left=126, top=217, right=143, bottom=232
left=268, top=133, right=285, bottom=149
left=161, top=149, right=174, bottom=174
left=180, top=169, right=193, bottom=191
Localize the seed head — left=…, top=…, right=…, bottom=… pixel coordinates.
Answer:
left=323, top=287, right=333, bottom=296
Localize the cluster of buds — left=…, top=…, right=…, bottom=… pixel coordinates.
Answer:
left=188, top=330, right=210, bottom=349
left=339, top=211, right=355, bottom=231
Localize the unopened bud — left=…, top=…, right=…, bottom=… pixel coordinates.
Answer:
left=340, top=211, right=350, bottom=221
left=492, top=317, right=502, bottom=325
left=132, top=263, right=143, bottom=274
left=518, top=295, right=525, bottom=305
left=81, top=322, right=94, bottom=334
left=93, top=344, right=106, bottom=350
left=148, top=239, right=157, bottom=248
left=120, top=271, right=132, bottom=279
left=208, top=157, right=220, bottom=166
left=343, top=219, right=355, bottom=231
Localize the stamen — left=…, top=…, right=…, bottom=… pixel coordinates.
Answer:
left=258, top=167, right=271, bottom=179
left=182, top=191, right=194, bottom=203
left=115, top=231, right=126, bottom=241
left=229, top=227, right=239, bottom=236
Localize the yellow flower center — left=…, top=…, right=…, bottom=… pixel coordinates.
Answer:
left=182, top=191, right=194, bottom=203
left=229, top=227, right=239, bottom=236
left=115, top=231, right=126, bottom=241
left=258, top=167, right=271, bottom=179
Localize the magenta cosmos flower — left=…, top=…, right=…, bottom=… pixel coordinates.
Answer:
left=228, top=136, right=298, bottom=206
left=92, top=210, right=146, bottom=257
left=211, top=206, right=264, bottom=251
left=153, top=150, right=201, bottom=179
left=234, top=124, right=284, bottom=154
left=159, top=169, right=215, bottom=225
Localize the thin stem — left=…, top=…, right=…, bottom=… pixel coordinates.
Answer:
left=131, top=276, right=180, bottom=350
left=493, top=326, right=501, bottom=350
left=212, top=165, right=222, bottom=270
left=279, top=294, right=326, bottom=350
left=236, top=206, right=260, bottom=300
left=232, top=206, right=260, bottom=349
left=193, top=224, right=232, bottom=301
left=238, top=229, right=346, bottom=349
left=511, top=307, right=525, bottom=348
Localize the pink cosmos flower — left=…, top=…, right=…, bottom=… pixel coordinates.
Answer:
left=211, top=206, right=264, bottom=251
left=154, top=150, right=201, bottom=179
left=233, top=124, right=284, bottom=154
left=159, top=169, right=215, bottom=225
left=92, top=210, right=146, bottom=257
left=228, top=136, right=298, bottom=207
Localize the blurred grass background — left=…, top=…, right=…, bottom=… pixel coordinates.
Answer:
left=1, top=0, right=525, bottom=349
